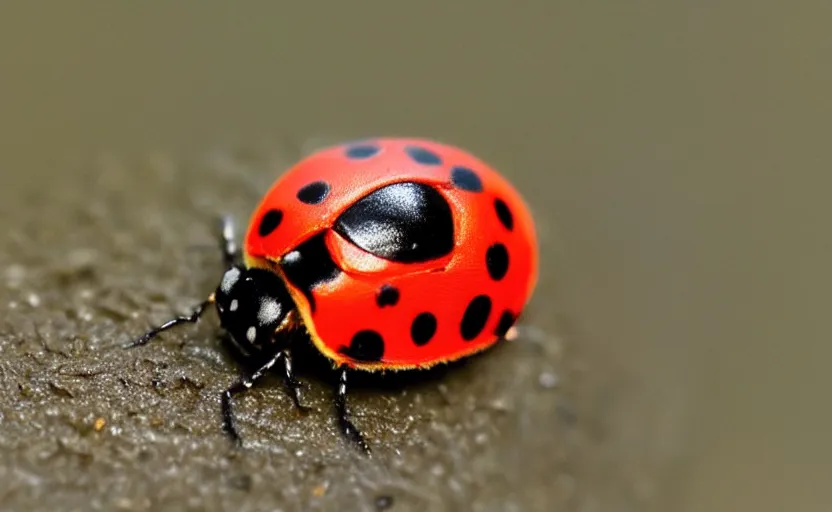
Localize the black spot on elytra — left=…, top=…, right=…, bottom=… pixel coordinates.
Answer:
left=258, top=209, right=283, bottom=237
left=486, top=243, right=510, bottom=281
left=450, top=166, right=483, bottom=193
left=494, top=310, right=517, bottom=338
left=461, top=295, right=492, bottom=341
left=334, top=182, right=454, bottom=263
left=279, top=232, right=341, bottom=313
left=405, top=146, right=442, bottom=166
left=410, top=312, right=437, bottom=346
left=494, top=198, right=514, bottom=231
left=376, top=284, right=400, bottom=308
left=345, top=144, right=380, bottom=159
left=297, top=181, right=331, bottom=205
left=339, top=330, right=385, bottom=362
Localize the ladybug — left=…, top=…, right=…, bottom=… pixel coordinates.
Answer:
left=126, top=138, right=538, bottom=454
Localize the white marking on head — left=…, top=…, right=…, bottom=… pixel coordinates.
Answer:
left=229, top=299, right=239, bottom=312
left=258, top=298, right=281, bottom=325
left=220, top=267, right=241, bottom=294
left=246, top=326, right=257, bottom=343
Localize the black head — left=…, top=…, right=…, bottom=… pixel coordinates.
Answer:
left=214, top=265, right=295, bottom=355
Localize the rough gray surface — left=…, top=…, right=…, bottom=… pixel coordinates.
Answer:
left=4, top=2, right=830, bottom=510
left=0, top=147, right=651, bottom=512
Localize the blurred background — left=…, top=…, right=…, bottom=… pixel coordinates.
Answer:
left=0, top=2, right=830, bottom=511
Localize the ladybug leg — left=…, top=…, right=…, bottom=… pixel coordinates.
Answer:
left=217, top=214, right=239, bottom=268
left=278, top=348, right=312, bottom=414
left=123, top=297, right=214, bottom=349
left=334, top=367, right=371, bottom=455
left=221, top=349, right=285, bottom=446
left=125, top=215, right=236, bottom=350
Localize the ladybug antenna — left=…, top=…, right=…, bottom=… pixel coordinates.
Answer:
left=123, top=214, right=241, bottom=349
left=122, top=296, right=215, bottom=349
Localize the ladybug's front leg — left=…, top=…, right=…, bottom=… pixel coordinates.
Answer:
left=279, top=346, right=313, bottom=414
left=334, top=367, right=371, bottom=455
left=221, top=348, right=311, bottom=446
left=221, top=349, right=285, bottom=446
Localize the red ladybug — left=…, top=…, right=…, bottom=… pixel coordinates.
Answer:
left=127, top=138, right=538, bottom=453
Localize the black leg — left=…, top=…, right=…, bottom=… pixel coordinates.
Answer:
left=218, top=215, right=238, bottom=268
left=221, top=350, right=284, bottom=446
left=334, top=367, right=371, bottom=455
left=280, top=349, right=312, bottom=413
left=123, top=298, right=214, bottom=349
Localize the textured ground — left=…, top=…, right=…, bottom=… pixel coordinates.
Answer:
left=2, top=2, right=829, bottom=510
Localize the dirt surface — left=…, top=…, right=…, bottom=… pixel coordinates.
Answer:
left=10, top=2, right=831, bottom=511
left=0, top=146, right=658, bottom=512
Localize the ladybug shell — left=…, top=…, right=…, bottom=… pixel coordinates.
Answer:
left=243, top=138, right=538, bottom=371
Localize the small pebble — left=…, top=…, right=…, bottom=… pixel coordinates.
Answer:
left=375, top=495, right=394, bottom=511
left=538, top=371, right=559, bottom=389
left=228, top=474, right=253, bottom=492
left=430, top=463, right=446, bottom=477
left=27, top=293, right=41, bottom=307
left=489, top=397, right=511, bottom=412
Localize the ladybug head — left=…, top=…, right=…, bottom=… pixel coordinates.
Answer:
left=213, top=265, right=296, bottom=355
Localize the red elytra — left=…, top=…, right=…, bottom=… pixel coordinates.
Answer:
left=243, top=137, right=538, bottom=371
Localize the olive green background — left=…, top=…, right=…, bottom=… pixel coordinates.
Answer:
left=0, top=2, right=830, bottom=511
